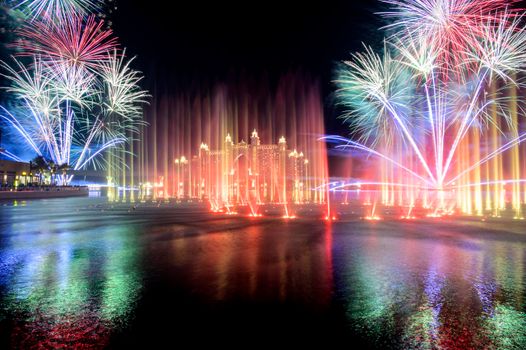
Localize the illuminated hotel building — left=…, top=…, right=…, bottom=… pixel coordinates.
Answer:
left=174, top=130, right=311, bottom=205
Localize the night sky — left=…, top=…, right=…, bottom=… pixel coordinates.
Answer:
left=112, top=0, right=384, bottom=133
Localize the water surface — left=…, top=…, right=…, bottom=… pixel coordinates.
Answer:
left=0, top=198, right=525, bottom=348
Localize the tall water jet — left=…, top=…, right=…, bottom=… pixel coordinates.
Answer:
left=136, top=72, right=331, bottom=217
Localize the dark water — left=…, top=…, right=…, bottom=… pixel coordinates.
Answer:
left=0, top=198, right=525, bottom=348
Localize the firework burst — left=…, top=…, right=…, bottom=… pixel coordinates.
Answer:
left=335, top=44, right=415, bottom=147
left=12, top=0, right=104, bottom=21
left=335, top=0, right=526, bottom=215
left=380, top=0, right=522, bottom=71
left=100, top=50, right=150, bottom=120
left=0, top=0, right=146, bottom=187
left=16, top=14, right=118, bottom=70
left=0, top=50, right=147, bottom=181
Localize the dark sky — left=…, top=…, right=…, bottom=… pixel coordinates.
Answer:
left=112, top=0, right=384, bottom=133
left=113, top=0, right=382, bottom=77
left=108, top=0, right=387, bottom=174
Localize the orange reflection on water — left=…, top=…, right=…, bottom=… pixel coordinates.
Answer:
left=166, top=217, right=335, bottom=308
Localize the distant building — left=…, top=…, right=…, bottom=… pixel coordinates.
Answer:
left=174, top=129, right=311, bottom=205
left=0, top=159, right=32, bottom=187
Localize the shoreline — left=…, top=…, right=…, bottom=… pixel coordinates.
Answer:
left=0, top=186, right=89, bottom=200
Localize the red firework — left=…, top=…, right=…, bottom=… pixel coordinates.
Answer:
left=16, top=14, right=118, bottom=69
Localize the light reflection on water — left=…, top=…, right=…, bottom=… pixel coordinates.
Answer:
left=157, top=218, right=334, bottom=306
left=332, top=224, right=526, bottom=349
left=0, top=198, right=525, bottom=348
left=0, top=199, right=142, bottom=348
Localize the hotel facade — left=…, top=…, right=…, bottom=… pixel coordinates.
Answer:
left=173, top=130, right=312, bottom=205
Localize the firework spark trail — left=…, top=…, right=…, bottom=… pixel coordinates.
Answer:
left=0, top=150, right=24, bottom=162
left=316, top=181, right=426, bottom=192
left=446, top=132, right=526, bottom=187
left=75, top=137, right=126, bottom=170
left=13, top=0, right=104, bottom=20
left=323, top=135, right=433, bottom=185
left=0, top=105, right=43, bottom=155
left=439, top=69, right=489, bottom=185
